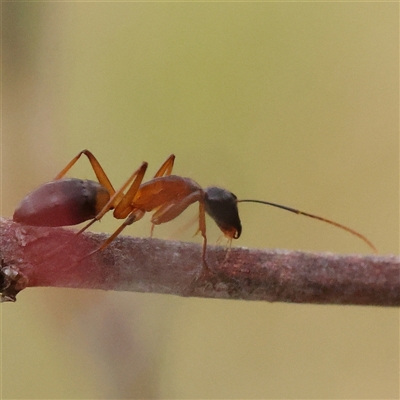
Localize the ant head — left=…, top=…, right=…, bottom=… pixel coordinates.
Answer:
left=204, top=186, right=242, bottom=239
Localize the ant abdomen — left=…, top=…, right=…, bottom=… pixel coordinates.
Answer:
left=13, top=179, right=110, bottom=227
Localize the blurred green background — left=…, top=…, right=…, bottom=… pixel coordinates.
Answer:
left=2, top=2, right=399, bottom=398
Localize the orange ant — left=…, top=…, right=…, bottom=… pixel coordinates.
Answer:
left=13, top=150, right=377, bottom=268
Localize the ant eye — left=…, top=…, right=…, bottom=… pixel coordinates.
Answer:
left=204, top=186, right=242, bottom=239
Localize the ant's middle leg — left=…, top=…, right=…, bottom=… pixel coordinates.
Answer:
left=74, top=163, right=149, bottom=261
left=81, top=208, right=146, bottom=260
left=76, top=162, right=148, bottom=236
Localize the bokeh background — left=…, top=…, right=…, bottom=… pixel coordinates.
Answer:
left=2, top=2, right=399, bottom=399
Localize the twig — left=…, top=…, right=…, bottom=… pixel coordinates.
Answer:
left=0, top=217, right=398, bottom=306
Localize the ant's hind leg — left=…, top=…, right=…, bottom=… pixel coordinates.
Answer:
left=54, top=150, right=116, bottom=197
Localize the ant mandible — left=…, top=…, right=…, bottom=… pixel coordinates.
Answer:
left=13, top=149, right=378, bottom=267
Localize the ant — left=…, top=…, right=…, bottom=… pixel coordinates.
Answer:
left=13, top=150, right=377, bottom=269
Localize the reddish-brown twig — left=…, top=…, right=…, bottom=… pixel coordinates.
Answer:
left=1, top=218, right=398, bottom=306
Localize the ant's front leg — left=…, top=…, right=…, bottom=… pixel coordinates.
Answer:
left=150, top=192, right=212, bottom=276
left=150, top=154, right=176, bottom=235
left=153, top=154, right=175, bottom=178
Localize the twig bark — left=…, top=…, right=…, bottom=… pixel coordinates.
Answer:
left=0, top=217, right=398, bottom=306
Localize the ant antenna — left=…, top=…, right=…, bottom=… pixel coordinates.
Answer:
left=237, top=199, right=378, bottom=254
